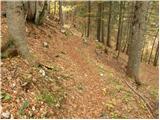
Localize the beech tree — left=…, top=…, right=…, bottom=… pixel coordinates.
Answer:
left=127, top=1, right=149, bottom=85
left=2, top=1, right=48, bottom=65
left=5, top=1, right=36, bottom=65
left=25, top=1, right=48, bottom=25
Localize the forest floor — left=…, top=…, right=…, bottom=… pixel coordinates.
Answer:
left=1, top=17, right=159, bottom=119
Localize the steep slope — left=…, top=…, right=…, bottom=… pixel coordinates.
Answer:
left=1, top=17, right=158, bottom=119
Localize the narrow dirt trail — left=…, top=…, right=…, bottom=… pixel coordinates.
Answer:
left=51, top=33, right=158, bottom=118
left=53, top=36, right=108, bottom=118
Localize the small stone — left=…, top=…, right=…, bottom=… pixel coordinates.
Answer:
left=43, top=42, right=48, bottom=48
left=12, top=83, right=16, bottom=88
left=32, top=78, right=37, bottom=82
left=61, top=29, right=66, bottom=33
left=32, top=106, right=35, bottom=111
left=100, top=73, right=104, bottom=77
left=40, top=108, right=43, bottom=111
left=41, top=101, right=44, bottom=104
left=1, top=111, right=10, bottom=119
left=39, top=69, right=45, bottom=76
left=84, top=74, right=87, bottom=77
left=13, top=90, right=17, bottom=94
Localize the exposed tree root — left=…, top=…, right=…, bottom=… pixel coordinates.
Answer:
left=121, top=76, right=156, bottom=118
left=1, top=40, right=18, bottom=58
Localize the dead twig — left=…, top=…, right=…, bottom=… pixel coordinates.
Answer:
left=120, top=76, right=155, bottom=118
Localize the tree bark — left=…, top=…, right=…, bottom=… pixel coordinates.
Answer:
left=53, top=1, right=56, bottom=18
left=6, top=1, right=36, bottom=65
left=25, top=1, right=48, bottom=25
left=97, top=2, right=102, bottom=42
left=141, top=41, right=146, bottom=62
left=101, top=3, right=105, bottom=44
left=87, top=1, right=91, bottom=38
left=153, top=43, right=159, bottom=66
left=148, top=29, right=159, bottom=64
left=126, top=2, right=135, bottom=55
left=106, top=1, right=112, bottom=47
left=127, top=2, right=149, bottom=85
left=116, top=2, right=123, bottom=51
left=59, top=1, right=64, bottom=26
left=35, top=1, right=48, bottom=25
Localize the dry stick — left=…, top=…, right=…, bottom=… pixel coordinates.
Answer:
left=120, top=76, right=155, bottom=118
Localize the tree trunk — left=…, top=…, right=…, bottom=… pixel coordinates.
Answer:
left=126, top=2, right=135, bottom=55
left=87, top=1, right=91, bottom=38
left=3, top=1, right=48, bottom=65
left=35, top=1, right=48, bottom=25
left=127, top=2, right=149, bottom=85
left=53, top=1, right=56, bottom=18
left=101, top=3, right=105, bottom=44
left=122, top=40, right=128, bottom=53
left=141, top=41, right=146, bottom=62
left=148, top=29, right=159, bottom=64
left=25, top=1, right=36, bottom=21
left=106, top=1, right=112, bottom=47
left=153, top=43, right=159, bottom=66
left=59, top=1, right=64, bottom=26
left=25, top=1, right=48, bottom=25
left=116, top=2, right=123, bottom=51
left=97, top=2, right=102, bottom=42
left=6, top=1, right=36, bottom=65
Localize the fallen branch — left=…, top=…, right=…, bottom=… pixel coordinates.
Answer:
left=120, top=76, right=155, bottom=118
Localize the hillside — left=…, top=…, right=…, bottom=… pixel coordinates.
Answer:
left=1, top=16, right=159, bottom=119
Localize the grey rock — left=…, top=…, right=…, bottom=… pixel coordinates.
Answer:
left=1, top=111, right=10, bottom=119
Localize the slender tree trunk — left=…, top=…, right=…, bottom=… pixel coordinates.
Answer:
left=126, top=2, right=135, bottom=55
left=101, top=3, right=105, bottom=43
left=97, top=3, right=102, bottom=42
left=116, top=2, right=123, bottom=51
left=153, top=43, right=159, bottom=66
left=87, top=1, right=91, bottom=38
left=117, top=20, right=124, bottom=59
left=53, top=1, right=56, bottom=17
left=148, top=29, right=159, bottom=64
left=106, top=1, right=112, bottom=47
left=59, top=0, right=64, bottom=26
left=35, top=1, right=48, bottom=25
left=127, top=2, right=149, bottom=85
left=47, top=0, right=51, bottom=15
